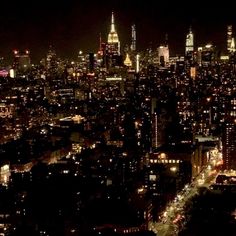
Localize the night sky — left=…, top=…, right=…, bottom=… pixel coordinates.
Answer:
left=0, top=0, right=235, bottom=63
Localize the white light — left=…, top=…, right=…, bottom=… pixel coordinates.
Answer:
left=10, top=69, right=15, bottom=78
left=170, top=166, right=177, bottom=172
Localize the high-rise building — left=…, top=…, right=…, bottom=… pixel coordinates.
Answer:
left=151, top=98, right=166, bottom=149
left=158, top=45, right=169, bottom=67
left=198, top=44, right=216, bottom=67
left=131, top=24, right=136, bottom=52
left=185, top=27, right=194, bottom=55
left=223, top=121, right=236, bottom=170
left=13, top=50, right=31, bottom=73
left=223, top=97, right=236, bottom=170
left=136, top=54, right=140, bottom=73
left=105, top=12, right=122, bottom=70
left=107, top=12, right=120, bottom=56
left=227, top=25, right=233, bottom=52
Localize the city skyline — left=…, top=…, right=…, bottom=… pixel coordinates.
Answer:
left=0, top=0, right=235, bottom=62
left=1, top=2, right=236, bottom=235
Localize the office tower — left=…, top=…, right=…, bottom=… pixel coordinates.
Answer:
left=223, top=121, right=236, bottom=170
left=45, top=47, right=59, bottom=78
left=185, top=27, right=194, bottom=55
left=227, top=25, right=233, bottom=52
left=158, top=45, right=169, bottom=67
left=199, top=44, right=215, bottom=67
left=131, top=24, right=136, bottom=52
left=13, top=50, right=31, bottom=73
left=223, top=97, right=236, bottom=170
left=107, top=12, right=120, bottom=56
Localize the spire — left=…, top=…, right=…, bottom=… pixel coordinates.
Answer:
left=230, top=37, right=236, bottom=52
left=124, top=53, right=132, bottom=67
left=165, top=33, right=168, bottom=46
left=107, top=12, right=120, bottom=55
left=189, top=25, right=192, bottom=33
left=111, top=12, right=115, bottom=32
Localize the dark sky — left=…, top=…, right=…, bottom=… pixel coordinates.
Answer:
left=0, top=0, right=235, bottom=62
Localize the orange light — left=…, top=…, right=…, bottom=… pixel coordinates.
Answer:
left=216, top=160, right=223, bottom=166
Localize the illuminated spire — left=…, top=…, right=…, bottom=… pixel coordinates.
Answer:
left=108, top=12, right=119, bottom=43
left=230, top=37, right=236, bottom=52
left=124, top=53, right=132, bottom=67
left=107, top=12, right=120, bottom=55
left=111, top=12, right=115, bottom=32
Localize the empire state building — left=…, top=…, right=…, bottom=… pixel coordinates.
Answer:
left=107, top=12, right=120, bottom=56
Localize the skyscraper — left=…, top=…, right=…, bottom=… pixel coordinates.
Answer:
left=158, top=45, right=169, bottom=67
left=13, top=50, right=31, bottom=73
left=185, top=27, right=194, bottom=55
left=223, top=121, right=236, bottom=170
left=223, top=98, right=236, bottom=170
left=131, top=24, right=136, bottom=52
left=107, top=12, right=120, bottom=56
left=227, top=25, right=233, bottom=52
left=105, top=12, right=122, bottom=70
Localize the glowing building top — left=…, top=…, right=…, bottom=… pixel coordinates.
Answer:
left=185, top=27, right=194, bottom=54
left=124, top=53, right=132, bottom=67
left=107, top=12, right=120, bottom=55
left=230, top=37, right=236, bottom=53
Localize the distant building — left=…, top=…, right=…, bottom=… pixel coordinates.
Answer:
left=13, top=50, right=31, bottom=74
left=197, top=43, right=216, bottom=66
left=0, top=103, right=14, bottom=118
left=107, top=12, right=120, bottom=55
left=185, top=27, right=194, bottom=55
left=223, top=121, right=236, bottom=170
left=106, top=12, right=122, bottom=70
left=229, top=37, right=236, bottom=53
left=0, top=163, right=10, bottom=186
left=227, top=25, right=233, bottom=52
left=158, top=45, right=169, bottom=67
left=222, top=97, right=236, bottom=170
left=146, top=150, right=192, bottom=198
left=131, top=24, right=136, bottom=52
left=185, top=27, right=195, bottom=66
